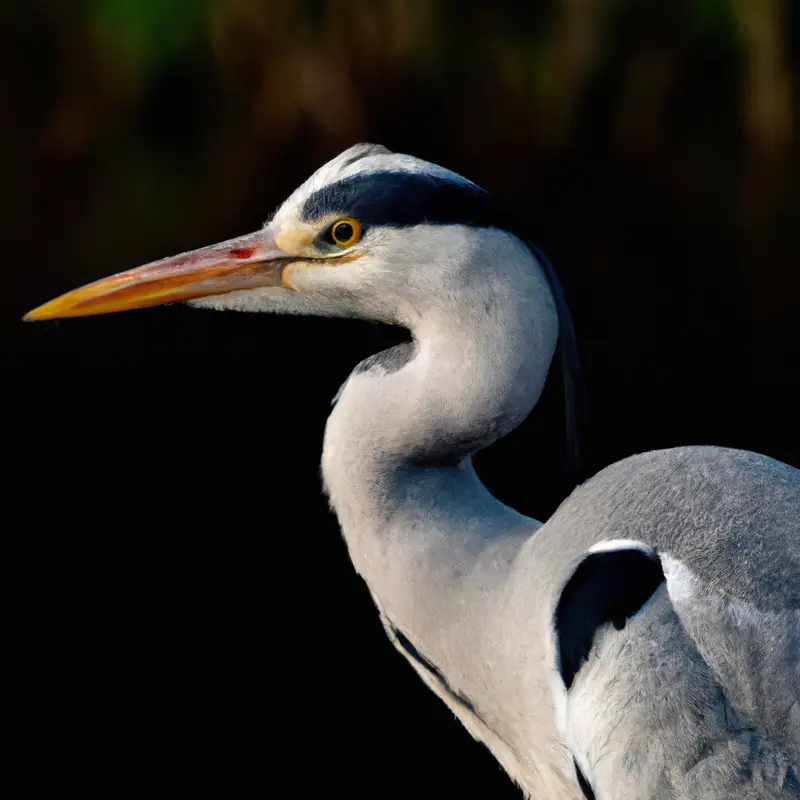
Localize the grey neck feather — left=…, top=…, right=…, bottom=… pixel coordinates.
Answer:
left=321, top=235, right=559, bottom=617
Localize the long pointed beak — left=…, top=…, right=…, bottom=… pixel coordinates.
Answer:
left=23, top=228, right=292, bottom=321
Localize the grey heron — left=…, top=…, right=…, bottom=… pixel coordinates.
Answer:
left=25, top=143, right=800, bottom=798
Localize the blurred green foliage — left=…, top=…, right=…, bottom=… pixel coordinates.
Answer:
left=87, top=0, right=213, bottom=71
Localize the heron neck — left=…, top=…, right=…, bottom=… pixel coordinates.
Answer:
left=321, top=256, right=558, bottom=600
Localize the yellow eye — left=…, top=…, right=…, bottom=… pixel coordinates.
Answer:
left=330, top=218, right=362, bottom=248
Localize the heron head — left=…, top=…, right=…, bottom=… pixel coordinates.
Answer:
left=23, top=143, right=584, bottom=481
left=23, top=143, right=543, bottom=327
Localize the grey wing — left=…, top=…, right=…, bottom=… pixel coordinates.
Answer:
left=662, top=554, right=800, bottom=771
left=554, top=545, right=800, bottom=799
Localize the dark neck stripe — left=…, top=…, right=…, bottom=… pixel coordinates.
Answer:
left=301, top=170, right=519, bottom=233
left=390, top=623, right=482, bottom=720
left=574, top=759, right=596, bottom=799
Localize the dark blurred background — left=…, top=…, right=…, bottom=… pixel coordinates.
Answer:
left=3, top=0, right=799, bottom=796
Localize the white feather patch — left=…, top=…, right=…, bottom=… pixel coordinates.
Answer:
left=660, top=554, right=698, bottom=604
left=588, top=538, right=657, bottom=557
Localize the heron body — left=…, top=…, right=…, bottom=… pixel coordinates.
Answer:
left=26, top=144, right=800, bottom=798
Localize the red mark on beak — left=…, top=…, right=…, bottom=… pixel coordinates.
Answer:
left=230, top=247, right=255, bottom=259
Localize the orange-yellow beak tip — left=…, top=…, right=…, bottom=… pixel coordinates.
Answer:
left=23, top=302, right=64, bottom=323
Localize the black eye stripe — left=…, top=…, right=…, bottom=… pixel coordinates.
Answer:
left=301, top=171, right=519, bottom=233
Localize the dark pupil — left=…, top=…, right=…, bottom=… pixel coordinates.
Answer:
left=334, top=222, right=353, bottom=242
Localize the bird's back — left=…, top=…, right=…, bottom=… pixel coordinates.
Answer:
left=560, top=446, right=799, bottom=609
left=511, top=446, right=800, bottom=797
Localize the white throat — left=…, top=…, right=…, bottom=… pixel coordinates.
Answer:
left=321, top=230, right=558, bottom=585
